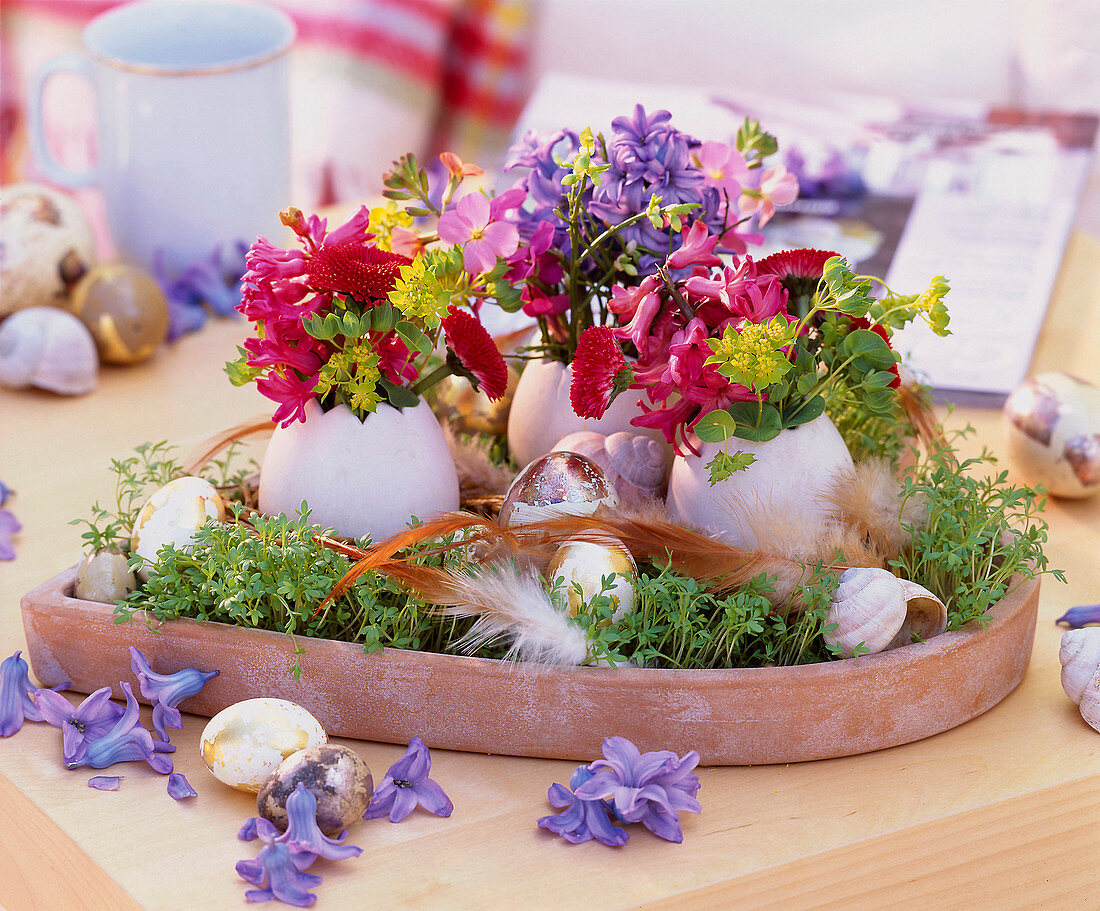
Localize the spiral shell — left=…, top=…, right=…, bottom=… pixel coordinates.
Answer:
left=1059, top=627, right=1100, bottom=705
left=0, top=306, right=98, bottom=395
left=554, top=431, right=670, bottom=505
left=888, top=579, right=948, bottom=649
left=826, top=568, right=948, bottom=657
left=1081, top=672, right=1100, bottom=733
left=825, top=568, right=907, bottom=657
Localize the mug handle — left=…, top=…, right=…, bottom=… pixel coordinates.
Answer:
left=29, top=53, right=100, bottom=188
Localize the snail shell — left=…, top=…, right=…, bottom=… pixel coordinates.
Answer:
left=1059, top=627, right=1100, bottom=705
left=1080, top=671, right=1100, bottom=733
left=554, top=431, right=670, bottom=505
left=888, top=579, right=948, bottom=649
left=0, top=306, right=98, bottom=395
left=826, top=568, right=949, bottom=657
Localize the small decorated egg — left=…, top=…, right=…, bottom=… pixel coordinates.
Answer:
left=200, top=698, right=327, bottom=792
left=69, top=265, right=169, bottom=365
left=547, top=537, right=637, bottom=621
left=499, top=451, right=619, bottom=527
left=431, top=364, right=519, bottom=438
left=74, top=547, right=137, bottom=603
left=0, top=183, right=96, bottom=317
left=130, top=476, right=226, bottom=579
left=1003, top=372, right=1100, bottom=499
left=257, top=744, right=373, bottom=835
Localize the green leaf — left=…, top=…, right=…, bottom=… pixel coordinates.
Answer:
left=707, top=450, right=757, bottom=485
left=782, top=395, right=825, bottom=428
left=224, top=349, right=261, bottom=386
left=394, top=320, right=431, bottom=355
left=377, top=377, right=419, bottom=409
left=694, top=409, right=737, bottom=443
left=842, top=329, right=896, bottom=370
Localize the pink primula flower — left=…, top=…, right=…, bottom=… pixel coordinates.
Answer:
left=438, top=192, right=520, bottom=274
left=739, top=166, right=799, bottom=227
left=695, top=141, right=749, bottom=204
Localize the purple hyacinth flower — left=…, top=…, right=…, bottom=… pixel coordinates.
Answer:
left=34, top=686, right=125, bottom=764
left=572, top=736, right=701, bottom=843
left=538, top=765, right=629, bottom=847
left=88, top=776, right=122, bottom=791
left=66, top=682, right=173, bottom=774
left=0, top=508, right=20, bottom=561
left=281, top=783, right=363, bottom=870
left=1057, top=604, right=1100, bottom=628
left=129, top=647, right=219, bottom=742
left=167, top=772, right=198, bottom=800
left=236, top=842, right=322, bottom=907
left=362, top=736, right=453, bottom=822
left=1, top=651, right=48, bottom=736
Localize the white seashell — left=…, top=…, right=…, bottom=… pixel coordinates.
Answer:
left=888, top=579, right=949, bottom=649
left=0, top=306, right=98, bottom=395
left=1059, top=628, right=1100, bottom=705
left=554, top=430, right=670, bottom=505
left=825, top=567, right=907, bottom=657
left=1080, top=669, right=1100, bottom=733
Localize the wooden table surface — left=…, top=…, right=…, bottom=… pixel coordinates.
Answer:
left=1, top=233, right=1099, bottom=911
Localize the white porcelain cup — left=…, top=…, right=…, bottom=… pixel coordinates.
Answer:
left=29, top=0, right=295, bottom=273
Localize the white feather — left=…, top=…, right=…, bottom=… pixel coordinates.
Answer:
left=444, top=563, right=589, bottom=666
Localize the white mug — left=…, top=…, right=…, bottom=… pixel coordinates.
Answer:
left=30, top=0, right=295, bottom=274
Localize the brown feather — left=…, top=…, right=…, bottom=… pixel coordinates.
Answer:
left=181, top=415, right=274, bottom=476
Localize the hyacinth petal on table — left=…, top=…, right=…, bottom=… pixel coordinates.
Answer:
left=63, top=682, right=173, bottom=774
left=0, top=508, right=21, bottom=561
left=537, top=765, right=629, bottom=847
left=363, top=736, right=453, bottom=822
left=88, top=776, right=122, bottom=791
left=1057, top=604, right=1100, bottom=627
left=237, top=842, right=324, bottom=908
left=1, top=651, right=46, bottom=737
left=280, top=783, right=364, bottom=870
left=34, top=686, right=124, bottom=763
left=129, top=646, right=219, bottom=742
left=168, top=772, right=198, bottom=800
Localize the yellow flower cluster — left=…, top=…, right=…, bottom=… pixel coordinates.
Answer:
left=389, top=258, right=452, bottom=328
left=913, top=275, right=951, bottom=336
left=315, top=343, right=382, bottom=414
left=706, top=317, right=794, bottom=391
left=367, top=202, right=413, bottom=252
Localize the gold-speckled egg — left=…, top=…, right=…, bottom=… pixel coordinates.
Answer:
left=432, top=364, right=519, bottom=438
left=547, top=537, right=637, bottom=621
left=130, top=476, right=226, bottom=580
left=70, top=265, right=169, bottom=365
left=499, top=451, right=619, bottom=527
left=257, top=744, right=373, bottom=835
left=200, top=699, right=328, bottom=793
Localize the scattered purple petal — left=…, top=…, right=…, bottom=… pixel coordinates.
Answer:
left=88, top=776, right=122, bottom=791
left=64, top=682, right=173, bottom=774
left=572, top=736, right=701, bottom=844
left=0, top=509, right=20, bottom=561
left=35, top=685, right=125, bottom=765
left=1057, top=604, right=1100, bottom=628
left=129, top=647, right=219, bottom=742
left=167, top=772, right=197, bottom=800
left=0, top=480, right=11, bottom=507
left=153, top=242, right=246, bottom=342
left=280, top=783, right=362, bottom=870
left=538, top=765, right=629, bottom=846
left=363, top=736, right=453, bottom=823
left=1, top=651, right=43, bottom=736
left=237, top=842, right=322, bottom=907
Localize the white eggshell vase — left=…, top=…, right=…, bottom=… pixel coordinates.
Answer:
left=507, top=358, right=669, bottom=468
left=259, top=398, right=459, bottom=541
left=667, top=413, right=854, bottom=548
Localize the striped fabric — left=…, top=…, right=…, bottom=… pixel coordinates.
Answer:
left=0, top=0, right=533, bottom=205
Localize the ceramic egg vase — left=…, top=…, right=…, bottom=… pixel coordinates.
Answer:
left=667, top=413, right=854, bottom=548
left=507, top=358, right=669, bottom=468
left=259, top=398, right=459, bottom=541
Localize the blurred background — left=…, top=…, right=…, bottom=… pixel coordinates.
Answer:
left=4, top=0, right=1098, bottom=215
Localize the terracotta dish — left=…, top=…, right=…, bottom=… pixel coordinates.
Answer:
left=21, top=568, right=1039, bottom=765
